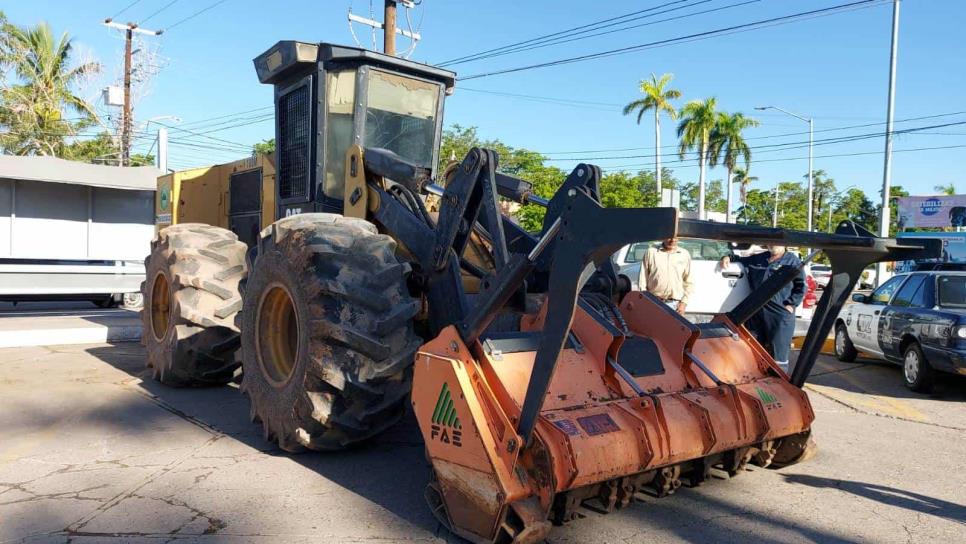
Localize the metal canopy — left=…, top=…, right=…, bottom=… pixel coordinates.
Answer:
left=0, top=156, right=160, bottom=191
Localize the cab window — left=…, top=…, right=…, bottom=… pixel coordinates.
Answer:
left=677, top=239, right=730, bottom=261
left=624, top=242, right=650, bottom=263
left=892, top=274, right=925, bottom=307
left=364, top=69, right=440, bottom=169
left=322, top=70, right=357, bottom=200
left=870, top=275, right=906, bottom=305
left=911, top=276, right=933, bottom=308
left=937, top=275, right=966, bottom=309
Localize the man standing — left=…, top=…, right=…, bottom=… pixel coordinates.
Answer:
left=720, top=245, right=805, bottom=372
left=639, top=237, right=693, bottom=314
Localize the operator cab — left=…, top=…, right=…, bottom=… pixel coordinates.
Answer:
left=254, top=41, right=456, bottom=218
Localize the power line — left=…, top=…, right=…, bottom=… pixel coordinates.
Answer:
left=438, top=0, right=697, bottom=66
left=460, top=0, right=889, bottom=80
left=141, top=0, right=181, bottom=24
left=110, top=0, right=146, bottom=20
left=599, top=143, right=966, bottom=172
left=165, top=0, right=232, bottom=32
left=459, top=87, right=622, bottom=110
left=535, top=110, right=966, bottom=155
left=548, top=120, right=966, bottom=162
left=176, top=106, right=273, bottom=129
left=154, top=121, right=254, bottom=151
left=444, top=0, right=760, bottom=67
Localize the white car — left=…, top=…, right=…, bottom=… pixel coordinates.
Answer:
left=613, top=239, right=750, bottom=318
left=809, top=264, right=832, bottom=289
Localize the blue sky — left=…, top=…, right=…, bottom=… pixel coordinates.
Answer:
left=6, top=0, right=965, bottom=199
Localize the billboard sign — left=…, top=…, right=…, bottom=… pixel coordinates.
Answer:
left=897, top=195, right=966, bottom=228
left=895, top=232, right=966, bottom=273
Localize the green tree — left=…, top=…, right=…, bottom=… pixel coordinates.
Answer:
left=681, top=178, right=726, bottom=215
left=709, top=112, right=759, bottom=222
left=732, top=167, right=758, bottom=212
left=884, top=184, right=909, bottom=236
left=64, top=131, right=153, bottom=166
left=253, top=138, right=275, bottom=155
left=829, top=188, right=876, bottom=232
left=677, top=97, right=718, bottom=220
left=807, top=170, right=836, bottom=231
left=0, top=17, right=101, bottom=155
left=934, top=182, right=956, bottom=195
left=622, top=73, right=680, bottom=195
left=737, top=182, right=808, bottom=229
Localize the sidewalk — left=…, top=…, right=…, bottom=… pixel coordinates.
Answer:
left=0, top=302, right=141, bottom=348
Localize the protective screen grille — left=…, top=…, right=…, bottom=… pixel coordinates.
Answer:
left=278, top=86, right=310, bottom=200
left=229, top=169, right=261, bottom=215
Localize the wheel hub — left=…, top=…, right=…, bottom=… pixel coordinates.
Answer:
left=150, top=272, right=171, bottom=341
left=904, top=351, right=919, bottom=383
left=256, top=284, right=300, bottom=387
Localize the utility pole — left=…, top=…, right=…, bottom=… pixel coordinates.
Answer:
left=877, top=0, right=901, bottom=287
left=102, top=19, right=161, bottom=166
left=122, top=26, right=132, bottom=166
left=384, top=1, right=397, bottom=56
left=347, top=1, right=419, bottom=57
left=157, top=127, right=168, bottom=173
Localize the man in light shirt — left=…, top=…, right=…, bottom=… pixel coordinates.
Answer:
left=638, top=237, right=693, bottom=314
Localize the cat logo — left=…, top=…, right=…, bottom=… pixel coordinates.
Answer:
left=430, top=382, right=462, bottom=447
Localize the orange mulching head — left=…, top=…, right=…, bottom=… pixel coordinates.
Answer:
left=410, top=185, right=939, bottom=543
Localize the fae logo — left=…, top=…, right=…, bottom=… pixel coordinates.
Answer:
left=756, top=386, right=783, bottom=410
left=430, top=382, right=462, bottom=447
left=920, top=198, right=942, bottom=216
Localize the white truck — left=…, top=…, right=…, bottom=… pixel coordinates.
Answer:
left=0, top=156, right=159, bottom=309
left=614, top=240, right=816, bottom=321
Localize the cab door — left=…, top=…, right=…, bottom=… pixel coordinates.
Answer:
left=879, top=274, right=927, bottom=359
left=850, top=275, right=908, bottom=354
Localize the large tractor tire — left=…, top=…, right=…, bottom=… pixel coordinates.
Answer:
left=142, top=224, right=248, bottom=386
left=239, top=214, right=421, bottom=452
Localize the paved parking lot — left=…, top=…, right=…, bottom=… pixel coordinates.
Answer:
left=1, top=342, right=964, bottom=543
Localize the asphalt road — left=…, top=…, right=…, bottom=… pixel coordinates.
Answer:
left=1, top=343, right=964, bottom=543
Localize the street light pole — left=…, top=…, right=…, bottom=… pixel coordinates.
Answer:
left=807, top=117, right=814, bottom=232
left=756, top=106, right=814, bottom=231
left=877, top=0, right=901, bottom=287
left=773, top=183, right=780, bottom=228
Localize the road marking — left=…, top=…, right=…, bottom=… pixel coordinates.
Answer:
left=806, top=383, right=928, bottom=422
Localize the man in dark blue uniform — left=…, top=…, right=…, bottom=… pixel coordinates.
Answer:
left=721, top=245, right=805, bottom=372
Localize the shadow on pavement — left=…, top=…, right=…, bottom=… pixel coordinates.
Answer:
left=82, top=342, right=441, bottom=535
left=782, top=474, right=966, bottom=524
left=620, top=485, right=862, bottom=544
left=76, top=343, right=964, bottom=543
left=796, top=351, right=966, bottom=402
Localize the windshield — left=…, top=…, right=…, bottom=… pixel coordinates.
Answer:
left=364, top=69, right=440, bottom=169
left=624, top=239, right=732, bottom=262
left=678, top=239, right=732, bottom=261
left=937, top=275, right=966, bottom=308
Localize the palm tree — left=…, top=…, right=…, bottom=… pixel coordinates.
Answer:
left=732, top=166, right=758, bottom=210
left=622, top=73, right=680, bottom=197
left=934, top=183, right=956, bottom=195
left=0, top=19, right=100, bottom=155
left=677, top=97, right=718, bottom=219
left=709, top=112, right=759, bottom=222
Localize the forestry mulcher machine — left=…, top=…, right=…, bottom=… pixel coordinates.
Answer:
left=142, top=41, right=939, bottom=542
